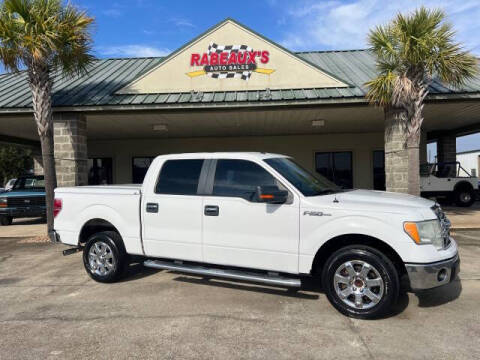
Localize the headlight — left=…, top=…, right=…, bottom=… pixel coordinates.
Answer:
left=404, top=220, right=444, bottom=249
left=0, top=198, right=7, bottom=208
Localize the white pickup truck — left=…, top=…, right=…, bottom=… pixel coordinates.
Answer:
left=53, top=152, right=459, bottom=319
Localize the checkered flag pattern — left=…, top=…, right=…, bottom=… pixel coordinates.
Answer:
left=207, top=43, right=253, bottom=80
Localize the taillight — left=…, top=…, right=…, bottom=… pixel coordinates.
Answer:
left=53, top=198, right=62, bottom=218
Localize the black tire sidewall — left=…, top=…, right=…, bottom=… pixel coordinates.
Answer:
left=322, top=246, right=399, bottom=319
left=455, top=189, right=475, bottom=207
left=83, top=232, right=126, bottom=283
left=0, top=216, right=12, bottom=226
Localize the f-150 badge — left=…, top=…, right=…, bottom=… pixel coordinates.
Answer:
left=303, top=211, right=331, bottom=217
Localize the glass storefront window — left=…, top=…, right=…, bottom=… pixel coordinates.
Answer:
left=373, top=150, right=386, bottom=190
left=88, top=158, right=113, bottom=185
left=132, top=157, right=155, bottom=184
left=315, top=151, right=353, bottom=189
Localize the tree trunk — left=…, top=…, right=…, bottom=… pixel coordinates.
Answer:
left=28, top=64, right=57, bottom=237
left=384, top=107, right=409, bottom=193
left=407, top=134, right=421, bottom=196
left=39, top=128, right=57, bottom=235
left=406, top=83, right=428, bottom=197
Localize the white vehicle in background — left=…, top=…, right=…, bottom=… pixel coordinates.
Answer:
left=53, top=152, right=459, bottom=319
left=420, top=162, right=479, bottom=207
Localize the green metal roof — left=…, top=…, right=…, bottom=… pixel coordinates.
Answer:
left=0, top=49, right=479, bottom=111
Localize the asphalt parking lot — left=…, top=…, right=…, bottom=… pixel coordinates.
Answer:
left=1, top=232, right=479, bottom=359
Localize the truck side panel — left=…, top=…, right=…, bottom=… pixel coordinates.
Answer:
left=54, top=190, right=143, bottom=255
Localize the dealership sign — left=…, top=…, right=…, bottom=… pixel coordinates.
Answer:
left=186, top=43, right=275, bottom=80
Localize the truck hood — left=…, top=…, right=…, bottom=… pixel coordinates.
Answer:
left=336, top=189, right=435, bottom=209
left=303, top=189, right=437, bottom=220
left=0, top=190, right=45, bottom=198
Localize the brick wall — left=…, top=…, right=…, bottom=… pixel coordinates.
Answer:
left=53, top=113, right=88, bottom=187
left=437, top=134, right=456, bottom=163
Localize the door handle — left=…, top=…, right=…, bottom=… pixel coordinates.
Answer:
left=146, top=203, right=158, bottom=213
left=204, top=205, right=219, bottom=216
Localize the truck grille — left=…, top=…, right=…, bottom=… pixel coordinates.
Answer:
left=7, top=196, right=45, bottom=208
left=431, top=204, right=451, bottom=249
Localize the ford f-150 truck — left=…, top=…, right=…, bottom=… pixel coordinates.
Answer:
left=53, top=153, right=459, bottom=319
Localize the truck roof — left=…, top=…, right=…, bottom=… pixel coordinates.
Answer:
left=153, top=152, right=289, bottom=160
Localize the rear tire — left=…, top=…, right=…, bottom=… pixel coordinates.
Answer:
left=0, top=215, right=13, bottom=226
left=455, top=188, right=475, bottom=207
left=83, top=231, right=128, bottom=283
left=321, top=245, right=399, bottom=319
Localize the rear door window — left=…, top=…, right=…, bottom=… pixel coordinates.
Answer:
left=155, top=159, right=204, bottom=195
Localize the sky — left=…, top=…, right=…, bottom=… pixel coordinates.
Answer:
left=5, top=0, right=480, bottom=152
left=73, top=0, right=480, bottom=57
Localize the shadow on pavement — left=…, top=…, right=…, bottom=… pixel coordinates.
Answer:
left=173, top=275, right=320, bottom=300
left=118, top=262, right=159, bottom=283
left=415, top=279, right=462, bottom=307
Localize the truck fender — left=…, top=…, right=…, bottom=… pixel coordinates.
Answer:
left=453, top=180, right=473, bottom=192
left=76, top=205, right=129, bottom=244
left=300, top=215, right=411, bottom=273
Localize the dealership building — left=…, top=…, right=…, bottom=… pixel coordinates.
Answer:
left=0, top=18, right=479, bottom=190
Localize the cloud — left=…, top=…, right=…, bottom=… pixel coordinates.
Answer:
left=169, top=17, right=195, bottom=28
left=278, top=0, right=480, bottom=54
left=97, top=45, right=171, bottom=57
left=102, top=8, right=123, bottom=18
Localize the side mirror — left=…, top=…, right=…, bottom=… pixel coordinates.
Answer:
left=255, top=186, right=288, bottom=204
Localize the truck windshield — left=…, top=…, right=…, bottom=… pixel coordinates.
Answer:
left=12, top=176, right=45, bottom=191
left=264, top=157, right=341, bottom=196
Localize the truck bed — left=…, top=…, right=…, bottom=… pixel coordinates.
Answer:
left=56, top=184, right=142, bottom=195
left=54, top=184, right=143, bottom=253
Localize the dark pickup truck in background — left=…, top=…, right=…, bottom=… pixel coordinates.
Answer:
left=0, top=175, right=46, bottom=225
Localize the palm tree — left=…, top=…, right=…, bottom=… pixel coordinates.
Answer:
left=0, top=0, right=94, bottom=235
left=366, top=7, right=477, bottom=196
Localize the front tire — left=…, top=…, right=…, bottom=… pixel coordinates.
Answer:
left=0, top=215, right=13, bottom=226
left=322, top=245, right=399, bottom=319
left=455, top=188, right=475, bottom=207
left=83, top=231, right=128, bottom=283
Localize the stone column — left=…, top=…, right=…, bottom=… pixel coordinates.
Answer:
left=419, top=130, right=427, bottom=165
left=384, top=109, right=408, bottom=193
left=437, top=134, right=456, bottom=163
left=33, top=154, right=44, bottom=175
left=53, top=113, right=88, bottom=187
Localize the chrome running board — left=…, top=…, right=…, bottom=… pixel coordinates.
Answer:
left=143, top=259, right=301, bottom=288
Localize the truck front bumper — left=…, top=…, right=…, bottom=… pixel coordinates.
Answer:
left=0, top=206, right=46, bottom=218
left=405, top=253, right=460, bottom=291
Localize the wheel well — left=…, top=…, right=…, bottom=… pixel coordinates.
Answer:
left=454, top=181, right=473, bottom=193
left=311, top=234, right=406, bottom=278
left=79, top=219, right=120, bottom=245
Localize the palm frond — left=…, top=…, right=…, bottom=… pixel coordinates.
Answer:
left=365, top=72, right=397, bottom=106
left=365, top=6, right=478, bottom=106
left=0, top=0, right=94, bottom=74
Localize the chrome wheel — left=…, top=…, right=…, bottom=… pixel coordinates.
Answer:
left=460, top=192, right=471, bottom=203
left=333, top=260, right=384, bottom=310
left=88, top=241, right=115, bottom=276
